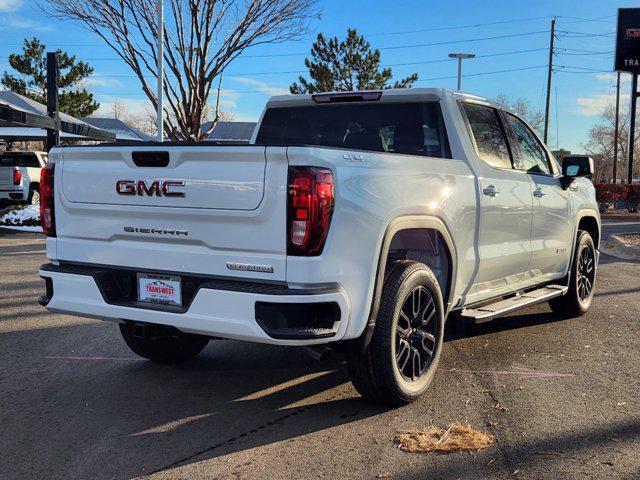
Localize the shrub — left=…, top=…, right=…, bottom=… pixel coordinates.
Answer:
left=594, top=183, right=627, bottom=213
left=627, top=184, right=640, bottom=213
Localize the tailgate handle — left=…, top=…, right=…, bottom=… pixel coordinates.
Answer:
left=132, top=151, right=170, bottom=167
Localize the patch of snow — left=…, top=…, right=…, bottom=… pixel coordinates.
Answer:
left=0, top=203, right=40, bottom=227
left=0, top=225, right=43, bottom=232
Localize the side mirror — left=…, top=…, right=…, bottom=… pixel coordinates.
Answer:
left=560, top=156, right=594, bottom=189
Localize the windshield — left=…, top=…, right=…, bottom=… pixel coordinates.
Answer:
left=256, top=102, right=451, bottom=159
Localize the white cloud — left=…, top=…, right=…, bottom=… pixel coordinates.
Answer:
left=216, top=88, right=241, bottom=109
left=80, top=78, right=125, bottom=89
left=229, top=77, right=289, bottom=95
left=576, top=95, right=615, bottom=116
left=593, top=73, right=616, bottom=82
left=0, top=14, right=54, bottom=31
left=0, top=0, right=21, bottom=12
left=575, top=73, right=633, bottom=116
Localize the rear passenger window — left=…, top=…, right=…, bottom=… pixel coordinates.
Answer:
left=462, top=103, right=512, bottom=169
left=504, top=114, right=551, bottom=175
left=256, top=102, right=451, bottom=158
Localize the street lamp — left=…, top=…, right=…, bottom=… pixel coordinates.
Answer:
left=157, top=0, right=164, bottom=142
left=448, top=53, right=475, bottom=91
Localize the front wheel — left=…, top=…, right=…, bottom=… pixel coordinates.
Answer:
left=346, top=260, right=445, bottom=405
left=549, top=230, right=596, bottom=317
left=119, top=321, right=209, bottom=363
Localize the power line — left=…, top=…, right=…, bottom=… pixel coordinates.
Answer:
left=555, top=64, right=610, bottom=73
left=0, top=29, right=551, bottom=60
left=82, top=47, right=550, bottom=79
left=416, top=65, right=547, bottom=82
left=0, top=14, right=613, bottom=49
left=366, top=15, right=552, bottom=37
left=88, top=65, right=549, bottom=96
left=556, top=30, right=615, bottom=38
left=369, top=30, right=550, bottom=52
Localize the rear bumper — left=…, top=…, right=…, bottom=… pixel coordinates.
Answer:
left=38, top=263, right=351, bottom=346
left=0, top=188, right=26, bottom=201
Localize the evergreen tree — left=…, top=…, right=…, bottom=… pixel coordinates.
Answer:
left=2, top=37, right=99, bottom=117
left=290, top=29, right=418, bottom=94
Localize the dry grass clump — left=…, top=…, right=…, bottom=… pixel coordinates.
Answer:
left=395, top=422, right=494, bottom=453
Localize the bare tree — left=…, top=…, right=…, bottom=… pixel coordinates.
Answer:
left=494, top=94, right=544, bottom=135
left=111, top=100, right=126, bottom=119
left=585, top=104, right=640, bottom=182
left=43, top=0, right=319, bottom=141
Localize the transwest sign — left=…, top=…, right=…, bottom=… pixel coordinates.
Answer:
left=615, top=8, right=640, bottom=73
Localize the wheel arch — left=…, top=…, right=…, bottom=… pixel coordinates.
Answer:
left=345, top=216, right=458, bottom=353
left=577, top=212, right=600, bottom=249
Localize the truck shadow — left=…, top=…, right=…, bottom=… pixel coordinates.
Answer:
left=445, top=310, right=561, bottom=341
left=0, top=322, right=387, bottom=480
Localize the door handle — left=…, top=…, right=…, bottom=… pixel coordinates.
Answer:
left=482, top=185, right=500, bottom=197
left=533, top=187, right=545, bottom=197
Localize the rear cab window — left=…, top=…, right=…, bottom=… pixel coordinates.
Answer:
left=460, top=103, right=513, bottom=170
left=256, top=102, right=451, bottom=159
left=0, top=154, right=41, bottom=168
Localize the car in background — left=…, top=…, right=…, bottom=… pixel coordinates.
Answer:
left=0, top=151, right=47, bottom=206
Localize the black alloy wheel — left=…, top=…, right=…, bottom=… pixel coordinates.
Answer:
left=396, top=286, right=439, bottom=382
left=576, top=243, right=595, bottom=301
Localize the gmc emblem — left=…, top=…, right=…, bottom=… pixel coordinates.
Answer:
left=627, top=28, right=640, bottom=38
left=116, top=180, right=185, bottom=197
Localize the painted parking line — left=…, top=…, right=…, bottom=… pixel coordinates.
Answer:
left=438, top=367, right=574, bottom=379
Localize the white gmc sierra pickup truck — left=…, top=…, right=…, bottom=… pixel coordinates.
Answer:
left=38, top=89, right=600, bottom=405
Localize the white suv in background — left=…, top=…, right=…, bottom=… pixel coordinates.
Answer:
left=0, top=151, right=47, bottom=206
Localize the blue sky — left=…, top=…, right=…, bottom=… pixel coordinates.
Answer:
left=0, top=0, right=633, bottom=151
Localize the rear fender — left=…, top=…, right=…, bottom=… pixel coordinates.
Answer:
left=342, top=215, right=457, bottom=353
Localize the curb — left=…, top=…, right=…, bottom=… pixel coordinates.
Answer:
left=601, top=233, right=640, bottom=261
left=0, top=227, right=44, bottom=237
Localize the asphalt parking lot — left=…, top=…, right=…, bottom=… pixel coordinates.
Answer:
left=1, top=221, right=639, bottom=480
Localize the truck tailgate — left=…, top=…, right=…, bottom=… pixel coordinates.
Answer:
left=53, top=145, right=288, bottom=281
left=0, top=168, right=15, bottom=189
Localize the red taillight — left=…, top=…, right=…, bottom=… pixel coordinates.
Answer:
left=287, top=166, right=334, bottom=256
left=40, top=163, right=56, bottom=237
left=12, top=169, right=22, bottom=185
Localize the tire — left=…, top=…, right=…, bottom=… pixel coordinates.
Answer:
left=549, top=230, right=596, bottom=317
left=119, top=322, right=209, bottom=363
left=27, top=186, right=39, bottom=205
left=346, top=260, right=445, bottom=405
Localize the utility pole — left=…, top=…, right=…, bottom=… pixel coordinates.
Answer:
left=448, top=53, right=475, bottom=90
left=156, top=0, right=164, bottom=142
left=543, top=17, right=556, bottom=144
left=628, top=73, right=638, bottom=185
left=613, top=72, right=620, bottom=183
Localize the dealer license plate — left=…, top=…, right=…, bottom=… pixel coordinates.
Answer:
left=137, top=273, right=182, bottom=306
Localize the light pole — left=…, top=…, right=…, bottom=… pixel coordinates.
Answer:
left=448, top=53, right=475, bottom=91
left=156, top=0, right=164, bottom=142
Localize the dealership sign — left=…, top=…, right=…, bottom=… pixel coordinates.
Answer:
left=615, top=8, right=640, bottom=73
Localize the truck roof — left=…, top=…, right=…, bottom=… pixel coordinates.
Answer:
left=265, top=88, right=502, bottom=109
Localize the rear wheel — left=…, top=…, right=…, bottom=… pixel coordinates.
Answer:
left=27, top=186, right=39, bottom=205
left=549, top=230, right=596, bottom=317
left=346, top=260, right=445, bottom=405
left=119, top=321, right=209, bottom=363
